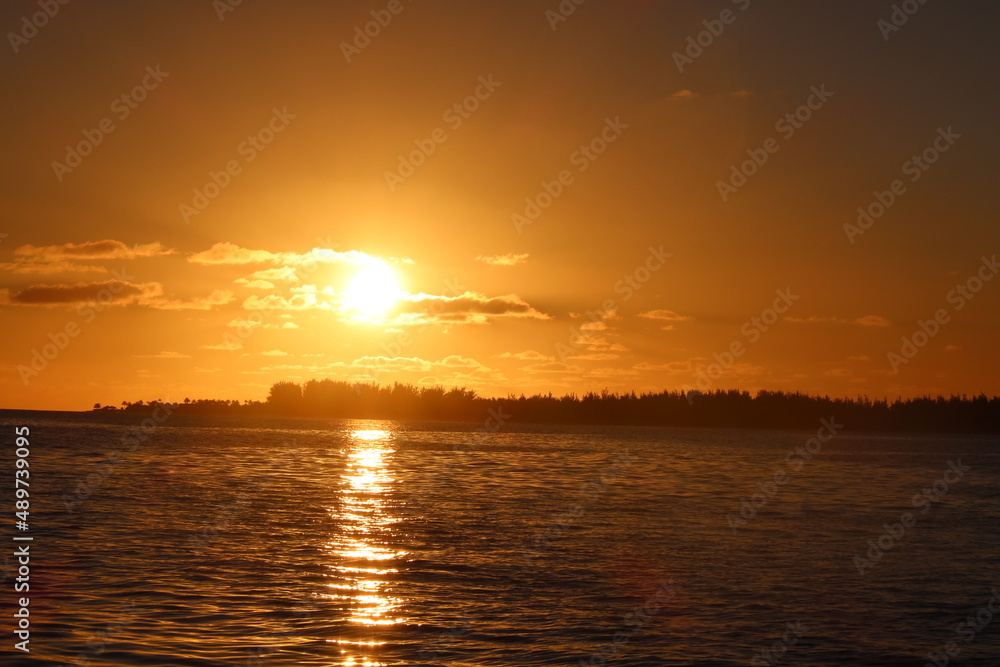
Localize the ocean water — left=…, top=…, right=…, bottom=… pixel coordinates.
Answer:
left=3, top=415, right=1000, bottom=666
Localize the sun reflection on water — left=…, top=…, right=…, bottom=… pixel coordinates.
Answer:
left=324, top=426, right=406, bottom=666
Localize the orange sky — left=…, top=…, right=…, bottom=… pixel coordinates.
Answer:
left=2, top=1, right=998, bottom=410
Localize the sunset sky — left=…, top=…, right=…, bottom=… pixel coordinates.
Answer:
left=2, top=1, right=998, bottom=410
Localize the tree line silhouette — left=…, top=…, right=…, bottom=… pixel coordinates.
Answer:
left=95, top=378, right=1000, bottom=433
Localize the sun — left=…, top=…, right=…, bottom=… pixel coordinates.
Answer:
left=341, top=261, right=404, bottom=320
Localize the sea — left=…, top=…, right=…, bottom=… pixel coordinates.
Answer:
left=2, top=413, right=999, bottom=666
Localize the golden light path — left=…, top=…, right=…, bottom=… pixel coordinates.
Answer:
left=324, top=426, right=407, bottom=666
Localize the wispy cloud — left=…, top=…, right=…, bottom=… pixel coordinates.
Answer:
left=521, top=362, right=581, bottom=374
left=395, top=292, right=550, bottom=323
left=188, top=242, right=401, bottom=269
left=477, top=252, right=529, bottom=266
left=785, top=315, right=890, bottom=327
left=0, top=279, right=233, bottom=310
left=131, top=351, right=191, bottom=359
left=633, top=360, right=695, bottom=374
left=669, top=89, right=699, bottom=100
left=1, top=240, right=174, bottom=274
left=498, top=350, right=554, bottom=361
left=667, top=89, right=751, bottom=101
left=639, top=309, right=691, bottom=322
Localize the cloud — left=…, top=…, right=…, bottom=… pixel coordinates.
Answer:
left=237, top=280, right=276, bottom=290
left=1, top=240, right=173, bottom=274
left=668, top=89, right=751, bottom=101
left=573, top=334, right=628, bottom=353
left=521, top=362, right=582, bottom=374
left=854, top=315, right=891, bottom=327
left=204, top=339, right=243, bottom=351
left=0, top=261, right=107, bottom=275
left=3, top=279, right=164, bottom=306
left=0, top=278, right=233, bottom=311
left=235, top=266, right=300, bottom=289
left=188, top=243, right=284, bottom=265
left=498, top=350, right=555, bottom=361
left=669, top=89, right=699, bottom=100
left=153, top=289, right=235, bottom=311
left=188, top=243, right=398, bottom=269
left=228, top=318, right=262, bottom=330
left=347, top=356, right=434, bottom=372
left=639, top=309, right=691, bottom=322
left=15, top=240, right=173, bottom=261
left=242, top=293, right=333, bottom=312
left=397, top=292, right=549, bottom=322
left=715, top=362, right=767, bottom=377
left=477, top=253, right=529, bottom=266
left=585, top=367, right=640, bottom=377
left=785, top=315, right=890, bottom=327
left=261, top=350, right=289, bottom=356
left=437, top=355, right=482, bottom=368
left=633, top=360, right=695, bottom=374
left=131, top=351, right=191, bottom=359
left=567, top=352, right=621, bottom=361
